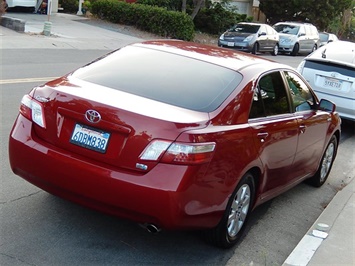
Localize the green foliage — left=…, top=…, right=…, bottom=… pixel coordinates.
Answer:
left=91, top=0, right=195, bottom=40
left=259, top=0, right=353, bottom=30
left=194, top=3, right=252, bottom=34
left=136, top=0, right=181, bottom=11
left=59, top=0, right=79, bottom=13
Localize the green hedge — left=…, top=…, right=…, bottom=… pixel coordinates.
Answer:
left=91, top=0, right=195, bottom=41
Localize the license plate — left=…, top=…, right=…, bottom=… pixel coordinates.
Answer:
left=227, top=42, right=234, bottom=47
left=324, top=78, right=342, bottom=89
left=70, top=124, right=110, bottom=153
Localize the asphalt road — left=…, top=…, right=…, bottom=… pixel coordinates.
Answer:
left=1, top=40, right=354, bottom=265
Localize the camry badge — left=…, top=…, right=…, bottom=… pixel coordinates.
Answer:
left=85, top=110, right=101, bottom=123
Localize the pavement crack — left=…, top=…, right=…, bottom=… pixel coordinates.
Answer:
left=0, top=252, right=37, bottom=266
left=0, top=190, right=43, bottom=205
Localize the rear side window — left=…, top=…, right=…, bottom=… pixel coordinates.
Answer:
left=72, top=46, right=242, bottom=112
left=249, top=72, right=290, bottom=118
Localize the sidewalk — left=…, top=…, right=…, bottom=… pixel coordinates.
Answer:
left=283, top=177, right=354, bottom=266
left=1, top=12, right=355, bottom=266
left=1, top=12, right=146, bottom=50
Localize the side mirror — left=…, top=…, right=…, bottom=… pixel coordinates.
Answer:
left=259, top=32, right=266, bottom=36
left=298, top=33, right=306, bottom=37
left=319, top=99, right=336, bottom=112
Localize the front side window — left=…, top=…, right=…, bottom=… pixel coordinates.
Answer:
left=249, top=72, right=290, bottom=118
left=284, top=71, right=314, bottom=112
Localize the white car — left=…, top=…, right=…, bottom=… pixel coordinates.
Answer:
left=6, top=0, right=36, bottom=8
left=297, top=41, right=355, bottom=121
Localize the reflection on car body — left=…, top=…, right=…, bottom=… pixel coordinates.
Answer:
left=9, top=40, right=341, bottom=248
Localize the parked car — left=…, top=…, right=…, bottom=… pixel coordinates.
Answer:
left=297, top=40, right=355, bottom=121
left=218, top=22, right=279, bottom=55
left=9, top=40, right=341, bottom=248
left=5, top=0, right=36, bottom=9
left=319, top=32, right=339, bottom=47
left=273, top=22, right=320, bottom=56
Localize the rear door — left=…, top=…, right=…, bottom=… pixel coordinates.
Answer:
left=249, top=71, right=299, bottom=198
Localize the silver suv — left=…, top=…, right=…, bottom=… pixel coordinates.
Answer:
left=273, top=22, right=320, bottom=56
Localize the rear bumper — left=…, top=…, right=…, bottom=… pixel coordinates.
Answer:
left=9, top=115, right=225, bottom=230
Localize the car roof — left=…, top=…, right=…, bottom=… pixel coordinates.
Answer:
left=131, top=40, right=287, bottom=72
left=305, top=41, right=355, bottom=67
left=238, top=22, right=268, bottom=26
left=274, top=21, right=315, bottom=26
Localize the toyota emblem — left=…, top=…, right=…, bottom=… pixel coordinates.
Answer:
left=85, top=110, right=101, bottom=123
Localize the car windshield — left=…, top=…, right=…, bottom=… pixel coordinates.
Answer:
left=230, top=24, right=260, bottom=34
left=274, top=24, right=300, bottom=35
left=71, top=46, right=243, bottom=112
left=319, top=33, right=329, bottom=42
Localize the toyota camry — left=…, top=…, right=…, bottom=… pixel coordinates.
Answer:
left=9, top=40, right=341, bottom=248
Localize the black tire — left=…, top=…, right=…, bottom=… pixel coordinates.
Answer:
left=291, top=43, right=299, bottom=56
left=204, top=172, right=255, bottom=248
left=251, top=43, right=258, bottom=55
left=308, top=135, right=338, bottom=187
left=271, top=44, right=279, bottom=56
left=311, top=44, right=317, bottom=53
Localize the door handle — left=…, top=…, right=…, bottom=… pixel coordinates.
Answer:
left=257, top=132, right=269, bottom=142
left=299, top=124, right=306, bottom=133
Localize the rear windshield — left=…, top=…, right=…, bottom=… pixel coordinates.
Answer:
left=71, top=46, right=242, bottom=112
left=274, top=24, right=300, bottom=35
left=304, top=60, right=355, bottom=77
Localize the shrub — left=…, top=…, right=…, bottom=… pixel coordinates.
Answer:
left=59, top=0, right=79, bottom=13
left=91, top=0, right=195, bottom=40
left=194, top=3, right=253, bottom=35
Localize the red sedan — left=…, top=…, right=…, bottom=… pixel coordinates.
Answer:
left=9, top=40, right=341, bottom=248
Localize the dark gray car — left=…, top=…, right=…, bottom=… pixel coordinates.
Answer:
left=218, top=22, right=279, bottom=56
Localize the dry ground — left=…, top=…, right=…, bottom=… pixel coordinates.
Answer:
left=84, top=14, right=219, bottom=47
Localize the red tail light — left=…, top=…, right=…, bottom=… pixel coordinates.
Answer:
left=19, top=95, right=46, bottom=128
left=139, top=140, right=216, bottom=165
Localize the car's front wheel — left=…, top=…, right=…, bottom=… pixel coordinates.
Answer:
left=204, top=172, right=255, bottom=248
left=291, top=43, right=299, bottom=56
left=252, top=43, right=259, bottom=54
left=271, top=44, right=279, bottom=56
left=308, top=135, right=338, bottom=187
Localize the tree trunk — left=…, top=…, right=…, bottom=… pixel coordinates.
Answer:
left=190, top=0, right=204, bottom=20
left=181, top=0, right=186, bottom=13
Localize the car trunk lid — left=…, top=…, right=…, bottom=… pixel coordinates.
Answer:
left=31, top=77, right=210, bottom=173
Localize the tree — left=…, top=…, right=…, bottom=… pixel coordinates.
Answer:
left=259, top=0, right=353, bottom=30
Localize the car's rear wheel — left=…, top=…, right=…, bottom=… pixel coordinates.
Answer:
left=291, top=43, right=299, bottom=56
left=204, top=172, right=255, bottom=248
left=252, top=43, right=259, bottom=54
left=271, top=44, right=279, bottom=56
left=308, top=135, right=338, bottom=187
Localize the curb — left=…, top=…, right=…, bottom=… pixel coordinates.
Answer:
left=282, top=178, right=355, bottom=266
left=1, top=16, right=26, bottom=32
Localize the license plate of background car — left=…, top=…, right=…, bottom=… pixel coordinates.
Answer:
left=70, top=124, right=110, bottom=153
left=323, top=77, right=342, bottom=90
left=227, top=42, right=234, bottom=47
